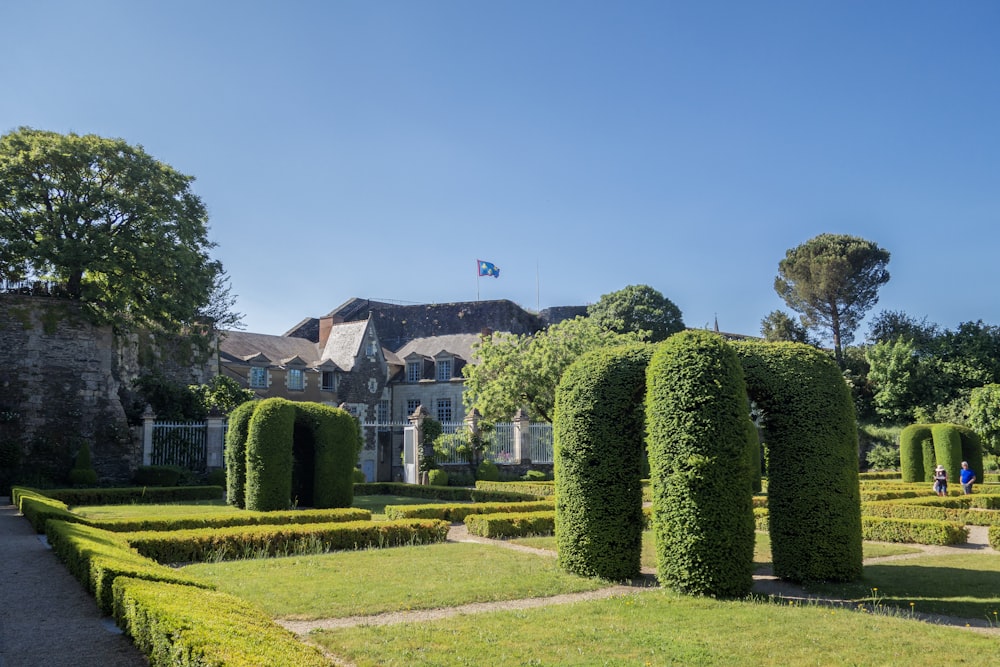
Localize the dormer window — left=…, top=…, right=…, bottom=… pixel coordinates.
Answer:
left=436, top=359, right=452, bottom=381
left=407, top=361, right=422, bottom=383
left=249, top=366, right=268, bottom=389
left=366, top=339, right=379, bottom=358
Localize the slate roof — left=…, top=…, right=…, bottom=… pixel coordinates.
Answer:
left=393, top=333, right=483, bottom=363
left=319, top=320, right=369, bottom=371
left=218, top=330, right=323, bottom=366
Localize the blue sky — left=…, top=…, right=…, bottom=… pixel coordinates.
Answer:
left=3, top=1, right=998, bottom=340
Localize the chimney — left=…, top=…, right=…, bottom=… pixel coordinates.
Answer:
left=319, top=315, right=334, bottom=347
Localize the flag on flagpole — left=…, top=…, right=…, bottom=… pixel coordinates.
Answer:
left=477, top=259, right=500, bottom=278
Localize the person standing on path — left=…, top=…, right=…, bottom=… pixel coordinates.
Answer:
left=960, top=461, right=976, bottom=495
left=933, top=465, right=948, bottom=496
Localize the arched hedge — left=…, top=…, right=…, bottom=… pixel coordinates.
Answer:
left=226, top=398, right=360, bottom=511
left=733, top=341, right=862, bottom=584
left=646, top=330, right=755, bottom=596
left=224, top=400, right=257, bottom=508
left=554, top=343, right=653, bottom=580
left=900, top=423, right=983, bottom=488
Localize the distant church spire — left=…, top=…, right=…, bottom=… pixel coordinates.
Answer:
left=714, top=314, right=719, bottom=333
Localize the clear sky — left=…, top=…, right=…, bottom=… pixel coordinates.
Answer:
left=3, top=1, right=998, bottom=340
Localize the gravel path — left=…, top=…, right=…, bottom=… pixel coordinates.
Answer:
left=0, top=501, right=147, bottom=667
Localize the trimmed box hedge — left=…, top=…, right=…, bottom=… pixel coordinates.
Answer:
left=126, top=518, right=450, bottom=563
left=474, top=480, right=555, bottom=497
left=465, top=511, right=556, bottom=538
left=29, top=486, right=224, bottom=506
left=861, top=516, right=968, bottom=545
left=384, top=500, right=555, bottom=522
left=88, top=507, right=371, bottom=533
left=989, top=525, right=1000, bottom=550
left=45, top=519, right=213, bottom=614
left=113, top=577, right=328, bottom=667
left=354, top=481, right=537, bottom=503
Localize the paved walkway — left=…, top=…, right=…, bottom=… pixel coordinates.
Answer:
left=0, top=500, right=147, bottom=667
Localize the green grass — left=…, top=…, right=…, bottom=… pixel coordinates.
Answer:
left=180, top=542, right=607, bottom=619
left=806, top=553, right=1000, bottom=620
left=311, top=588, right=999, bottom=666
left=72, top=499, right=230, bottom=519
left=350, top=495, right=446, bottom=519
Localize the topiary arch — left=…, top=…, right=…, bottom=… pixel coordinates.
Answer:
left=224, top=398, right=360, bottom=511
left=554, top=333, right=862, bottom=594
left=900, top=423, right=983, bottom=488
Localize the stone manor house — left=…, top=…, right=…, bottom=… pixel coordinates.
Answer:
left=217, top=298, right=586, bottom=481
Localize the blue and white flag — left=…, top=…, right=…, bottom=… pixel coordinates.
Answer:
left=477, top=260, right=500, bottom=278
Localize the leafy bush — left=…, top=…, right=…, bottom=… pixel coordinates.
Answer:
left=866, top=444, right=900, bottom=471
left=522, top=469, right=549, bottom=482
left=352, top=468, right=367, bottom=483
left=861, top=516, right=967, bottom=545
left=446, top=469, right=474, bottom=487
left=465, top=510, right=556, bottom=538
left=384, top=500, right=554, bottom=522
left=475, top=460, right=499, bottom=482
left=68, top=442, right=98, bottom=487
left=427, top=469, right=449, bottom=486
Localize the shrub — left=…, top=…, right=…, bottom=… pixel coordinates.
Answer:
left=113, top=578, right=328, bottom=667
left=476, top=480, right=554, bottom=498
left=352, top=468, right=367, bottom=483
left=201, top=468, right=226, bottom=488
left=861, top=516, right=967, bottom=545
left=427, top=469, right=449, bottom=486
left=734, top=340, right=862, bottom=584
left=522, top=469, right=549, bottom=482
left=465, top=510, right=556, bottom=538
left=866, top=444, right=900, bottom=471
left=446, top=469, right=474, bottom=487
left=648, top=332, right=754, bottom=596
left=224, top=399, right=257, bottom=508
left=475, top=460, right=499, bottom=482
left=555, top=343, right=652, bottom=582
left=385, top=500, right=554, bottom=522
left=68, top=442, right=98, bottom=487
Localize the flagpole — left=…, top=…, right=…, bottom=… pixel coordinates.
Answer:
left=476, top=259, right=480, bottom=301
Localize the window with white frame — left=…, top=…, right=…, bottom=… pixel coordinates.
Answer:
left=436, top=398, right=452, bottom=422
left=287, top=368, right=305, bottom=391
left=321, top=371, right=336, bottom=391
left=407, top=361, right=422, bottom=383
left=436, top=359, right=452, bottom=381
left=406, top=399, right=421, bottom=416
left=249, top=366, right=268, bottom=389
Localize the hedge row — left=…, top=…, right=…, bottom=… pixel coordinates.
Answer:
left=87, top=508, right=371, bottom=533
left=990, top=525, right=1000, bottom=550
left=45, top=519, right=213, bottom=615
left=859, top=472, right=902, bottom=480
left=474, top=480, right=555, bottom=497
left=384, top=500, right=554, bottom=522
left=16, top=491, right=77, bottom=533
left=354, top=482, right=537, bottom=503
left=14, top=485, right=223, bottom=507
left=861, top=516, right=968, bottom=545
left=113, top=578, right=328, bottom=667
left=465, top=511, right=556, bottom=538
left=862, top=500, right=1000, bottom=526
left=126, top=519, right=450, bottom=563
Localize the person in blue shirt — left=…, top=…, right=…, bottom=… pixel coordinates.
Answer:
left=960, top=461, right=976, bottom=495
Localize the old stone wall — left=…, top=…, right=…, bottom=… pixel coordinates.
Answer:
left=0, top=295, right=216, bottom=485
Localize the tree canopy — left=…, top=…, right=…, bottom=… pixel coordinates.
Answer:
left=774, top=233, right=890, bottom=367
left=587, top=284, right=684, bottom=343
left=760, top=309, right=811, bottom=344
left=462, top=316, right=644, bottom=422
left=0, top=127, right=228, bottom=331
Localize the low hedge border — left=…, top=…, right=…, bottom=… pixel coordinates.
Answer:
left=862, top=501, right=1000, bottom=527
left=17, top=492, right=78, bottom=533
left=88, top=508, right=372, bottom=533
left=20, top=486, right=224, bottom=506
left=859, top=472, right=902, bottom=480
left=861, top=516, right=968, bottom=545
left=473, top=481, right=555, bottom=497
left=385, top=500, right=555, bottom=522
left=354, top=481, right=537, bottom=502
left=465, top=510, right=555, bottom=538
left=126, top=518, right=451, bottom=563
left=45, top=519, right=213, bottom=615
left=989, top=525, right=1000, bottom=549
left=113, top=577, right=328, bottom=667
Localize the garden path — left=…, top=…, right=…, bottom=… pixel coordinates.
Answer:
left=0, top=498, right=147, bottom=667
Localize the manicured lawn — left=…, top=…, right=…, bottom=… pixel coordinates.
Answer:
left=312, top=588, right=999, bottom=666
left=72, top=499, right=230, bottom=519
left=807, top=552, right=1000, bottom=620
left=180, top=542, right=608, bottom=619
left=351, top=494, right=444, bottom=519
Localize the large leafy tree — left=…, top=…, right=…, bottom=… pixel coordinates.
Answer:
left=774, top=233, right=890, bottom=367
left=462, top=316, right=644, bottom=422
left=760, top=309, right=811, bottom=344
left=968, top=384, right=1000, bottom=455
left=0, top=127, right=224, bottom=331
left=587, top=284, right=684, bottom=343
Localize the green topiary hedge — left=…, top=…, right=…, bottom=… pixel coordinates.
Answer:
left=733, top=341, right=862, bottom=584
left=244, top=398, right=297, bottom=511
left=113, top=578, right=329, bottom=667
left=354, top=482, right=538, bottom=502
left=646, top=331, right=754, bottom=597
left=384, top=500, right=554, bottom=522
left=465, top=510, right=556, bottom=538
left=473, top=480, right=554, bottom=497
left=224, top=399, right=257, bottom=508
left=861, top=516, right=967, bottom=545
left=554, top=343, right=653, bottom=581
left=899, top=423, right=984, bottom=491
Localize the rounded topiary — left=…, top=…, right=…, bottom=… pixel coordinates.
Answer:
left=244, top=398, right=297, bottom=511
left=475, top=460, right=500, bottom=482
left=555, top=343, right=653, bottom=581
left=733, top=340, right=862, bottom=584
left=224, top=399, right=257, bottom=508
left=68, top=442, right=99, bottom=487
left=352, top=468, right=367, bottom=483
left=427, top=468, right=449, bottom=486
left=646, top=331, right=754, bottom=597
